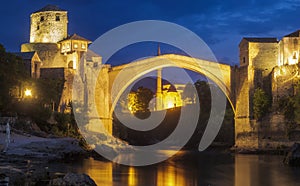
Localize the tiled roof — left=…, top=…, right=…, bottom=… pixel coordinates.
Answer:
left=167, top=85, right=177, bottom=93
left=34, top=5, right=66, bottom=13
left=60, top=34, right=91, bottom=43
left=13, top=52, right=36, bottom=60
left=284, top=30, right=300, bottom=37
left=243, top=37, right=278, bottom=43
left=86, top=49, right=101, bottom=61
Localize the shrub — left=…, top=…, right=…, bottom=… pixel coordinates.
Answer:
left=253, top=88, right=271, bottom=120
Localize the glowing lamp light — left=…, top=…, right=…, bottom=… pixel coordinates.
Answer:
left=24, top=89, right=32, bottom=97
left=167, top=101, right=175, bottom=109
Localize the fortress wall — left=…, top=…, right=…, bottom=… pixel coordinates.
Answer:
left=86, top=65, right=112, bottom=133
left=272, top=64, right=300, bottom=102
left=249, top=42, right=278, bottom=74
left=280, top=37, right=300, bottom=65
left=40, top=68, right=65, bottom=79
left=30, top=11, right=68, bottom=43
left=21, top=43, right=67, bottom=68
left=235, top=65, right=259, bottom=147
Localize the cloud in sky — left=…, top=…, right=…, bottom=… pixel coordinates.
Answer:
left=1, top=0, right=300, bottom=65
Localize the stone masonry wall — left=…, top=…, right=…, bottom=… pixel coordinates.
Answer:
left=30, top=11, right=68, bottom=43
left=279, top=37, right=300, bottom=66
left=235, top=65, right=259, bottom=147
left=21, top=43, right=67, bottom=68
left=272, top=64, right=299, bottom=103
left=239, top=40, right=249, bottom=67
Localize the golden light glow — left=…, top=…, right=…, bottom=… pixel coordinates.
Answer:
left=24, top=89, right=32, bottom=97
left=83, top=158, right=113, bottom=185
left=163, top=92, right=182, bottom=109
left=128, top=167, right=137, bottom=186
left=157, top=166, right=176, bottom=186
left=72, top=55, right=77, bottom=69
left=288, top=56, right=298, bottom=65
left=42, top=38, right=49, bottom=43
left=167, top=100, right=175, bottom=109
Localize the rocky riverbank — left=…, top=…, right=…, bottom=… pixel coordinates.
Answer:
left=0, top=132, right=97, bottom=185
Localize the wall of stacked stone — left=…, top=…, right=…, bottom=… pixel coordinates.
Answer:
left=30, top=11, right=68, bottom=43
left=279, top=37, right=300, bottom=65
left=40, top=68, right=65, bottom=79
left=271, top=64, right=299, bottom=103
left=21, top=43, right=67, bottom=68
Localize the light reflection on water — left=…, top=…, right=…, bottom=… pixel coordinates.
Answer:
left=51, top=151, right=300, bottom=186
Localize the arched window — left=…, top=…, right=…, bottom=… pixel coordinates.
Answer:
left=68, top=61, right=73, bottom=69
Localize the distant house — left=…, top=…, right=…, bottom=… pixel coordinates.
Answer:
left=13, top=52, right=42, bottom=78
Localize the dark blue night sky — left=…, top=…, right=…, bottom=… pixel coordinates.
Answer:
left=1, top=0, right=300, bottom=66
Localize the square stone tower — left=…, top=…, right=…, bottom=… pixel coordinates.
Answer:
left=235, top=38, right=278, bottom=148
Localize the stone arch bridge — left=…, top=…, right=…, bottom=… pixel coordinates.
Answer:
left=80, top=54, right=249, bottom=146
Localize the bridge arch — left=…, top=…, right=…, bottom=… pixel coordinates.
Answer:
left=107, top=54, right=235, bottom=115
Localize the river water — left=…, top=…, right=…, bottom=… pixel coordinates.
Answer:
left=46, top=150, right=300, bottom=186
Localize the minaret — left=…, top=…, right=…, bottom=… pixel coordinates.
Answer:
left=156, top=44, right=163, bottom=110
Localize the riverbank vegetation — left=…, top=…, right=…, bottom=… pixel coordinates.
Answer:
left=0, top=43, right=82, bottom=142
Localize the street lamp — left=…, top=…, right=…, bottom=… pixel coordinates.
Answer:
left=24, top=89, right=32, bottom=97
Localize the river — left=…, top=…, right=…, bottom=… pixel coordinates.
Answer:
left=45, top=150, right=300, bottom=186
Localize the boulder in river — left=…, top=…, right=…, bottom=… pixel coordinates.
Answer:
left=49, top=173, right=96, bottom=186
left=283, top=143, right=300, bottom=166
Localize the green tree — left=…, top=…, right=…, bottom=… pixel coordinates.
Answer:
left=194, top=80, right=211, bottom=110
left=0, top=44, right=28, bottom=112
left=35, top=78, right=65, bottom=110
left=128, top=87, right=154, bottom=117
left=279, top=96, right=295, bottom=122
left=253, top=88, right=271, bottom=120
left=182, top=82, right=197, bottom=104
left=279, top=82, right=300, bottom=124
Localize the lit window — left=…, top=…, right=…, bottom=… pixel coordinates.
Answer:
left=74, top=43, right=78, bottom=49
left=293, top=51, right=297, bottom=59
left=40, top=16, right=44, bottom=22
left=66, top=43, right=70, bottom=49
left=81, top=44, right=86, bottom=49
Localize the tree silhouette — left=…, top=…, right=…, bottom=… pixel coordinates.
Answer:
left=128, top=86, right=154, bottom=118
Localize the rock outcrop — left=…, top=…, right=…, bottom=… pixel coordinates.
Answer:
left=49, top=173, right=96, bottom=186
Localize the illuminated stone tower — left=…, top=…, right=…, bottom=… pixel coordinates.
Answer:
left=30, top=5, right=68, bottom=43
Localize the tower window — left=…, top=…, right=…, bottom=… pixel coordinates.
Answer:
left=40, top=16, right=44, bottom=22
left=293, top=51, right=297, bottom=59
left=56, top=16, right=60, bottom=21
left=37, top=25, right=39, bottom=30
left=243, top=57, right=246, bottom=63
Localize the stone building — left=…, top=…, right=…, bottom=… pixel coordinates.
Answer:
left=14, top=51, right=42, bottom=78
left=20, top=5, right=102, bottom=111
left=236, top=30, right=300, bottom=147
left=238, top=31, right=300, bottom=114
